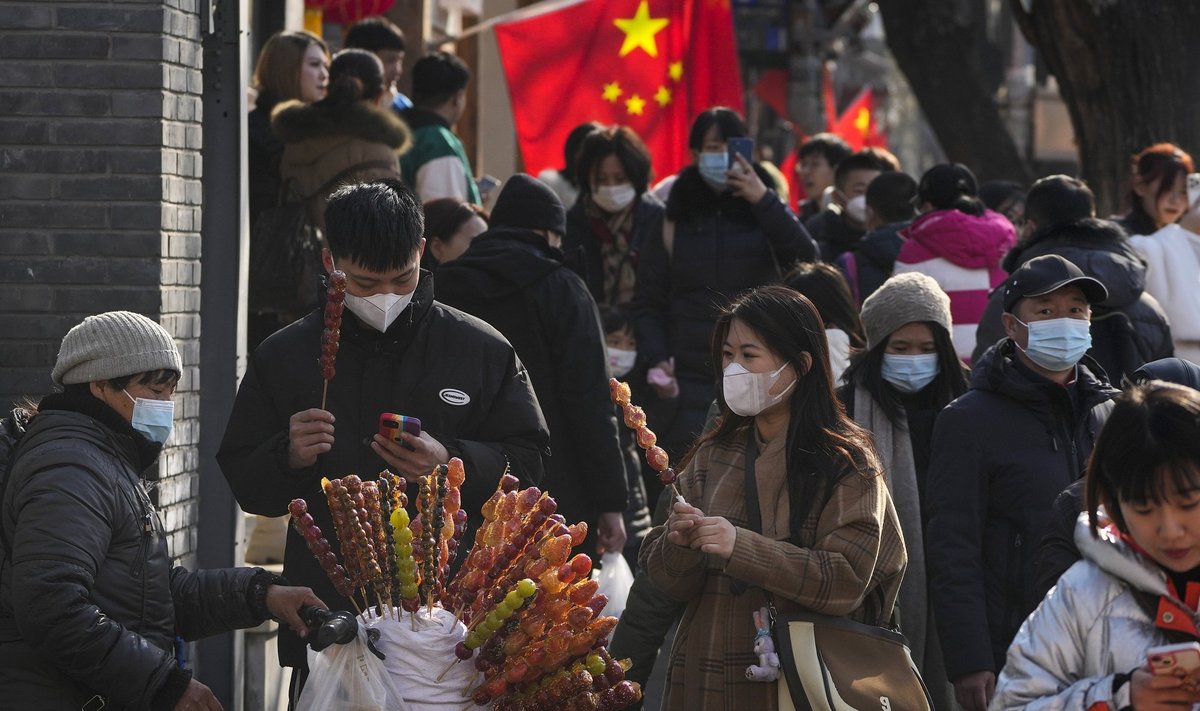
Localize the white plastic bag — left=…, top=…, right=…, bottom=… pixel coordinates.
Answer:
left=592, top=551, right=634, bottom=622
left=296, top=623, right=411, bottom=711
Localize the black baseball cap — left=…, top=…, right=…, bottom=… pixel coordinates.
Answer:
left=1002, top=254, right=1108, bottom=313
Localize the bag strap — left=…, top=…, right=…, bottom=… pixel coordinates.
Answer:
left=731, top=433, right=765, bottom=601
left=662, top=218, right=675, bottom=260
left=743, top=433, right=761, bottom=533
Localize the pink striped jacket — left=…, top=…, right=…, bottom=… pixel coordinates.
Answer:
left=894, top=209, right=1016, bottom=362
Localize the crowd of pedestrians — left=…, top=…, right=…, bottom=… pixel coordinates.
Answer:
left=3, top=14, right=1200, bottom=711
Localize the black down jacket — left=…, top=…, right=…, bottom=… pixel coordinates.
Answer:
left=436, top=229, right=628, bottom=552
left=972, top=218, right=1174, bottom=382
left=0, top=391, right=271, bottom=710
left=632, top=166, right=817, bottom=458
left=218, top=270, right=550, bottom=668
left=924, top=340, right=1117, bottom=681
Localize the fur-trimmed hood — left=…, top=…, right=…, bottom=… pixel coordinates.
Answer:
left=271, top=99, right=412, bottom=156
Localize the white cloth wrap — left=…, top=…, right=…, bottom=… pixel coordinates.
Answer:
left=364, top=606, right=489, bottom=709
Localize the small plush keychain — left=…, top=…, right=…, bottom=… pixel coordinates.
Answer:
left=745, top=606, right=780, bottom=681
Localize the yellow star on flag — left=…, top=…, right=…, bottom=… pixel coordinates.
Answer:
left=614, top=1, right=669, bottom=58
left=602, top=81, right=623, bottom=102
left=626, top=94, right=646, bottom=116
left=654, top=86, right=671, bottom=106
left=854, top=107, right=871, bottom=135
left=668, top=61, right=684, bottom=81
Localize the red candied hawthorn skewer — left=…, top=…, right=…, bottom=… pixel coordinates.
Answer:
left=319, top=270, right=347, bottom=410
left=608, top=378, right=684, bottom=502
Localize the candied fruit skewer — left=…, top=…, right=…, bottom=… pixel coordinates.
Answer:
left=319, top=270, right=346, bottom=410
left=363, top=481, right=394, bottom=619
left=437, top=577, right=537, bottom=682
left=608, top=377, right=686, bottom=503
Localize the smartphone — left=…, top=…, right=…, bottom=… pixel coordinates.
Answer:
left=1148, top=642, right=1200, bottom=676
left=477, top=174, right=500, bottom=198
left=1187, top=173, right=1200, bottom=209
left=728, top=137, right=755, bottom=169
left=378, top=413, right=421, bottom=451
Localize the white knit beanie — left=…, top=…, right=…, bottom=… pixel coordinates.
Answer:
left=860, top=273, right=953, bottom=350
left=52, top=311, right=182, bottom=386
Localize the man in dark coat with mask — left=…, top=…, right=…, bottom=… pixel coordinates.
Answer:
left=436, top=174, right=629, bottom=558
left=925, top=254, right=1119, bottom=711
left=218, top=179, right=550, bottom=699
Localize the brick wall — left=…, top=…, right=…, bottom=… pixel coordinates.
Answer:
left=0, top=0, right=205, bottom=567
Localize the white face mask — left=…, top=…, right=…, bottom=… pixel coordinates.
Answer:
left=344, top=291, right=413, bottom=332
left=593, top=183, right=637, bottom=213
left=722, top=361, right=795, bottom=417
left=844, top=195, right=868, bottom=224
left=608, top=347, right=637, bottom=378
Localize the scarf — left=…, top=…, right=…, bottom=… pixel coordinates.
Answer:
left=586, top=197, right=638, bottom=307
left=852, top=384, right=928, bottom=668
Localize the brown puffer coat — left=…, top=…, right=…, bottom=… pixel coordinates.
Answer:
left=271, top=98, right=412, bottom=231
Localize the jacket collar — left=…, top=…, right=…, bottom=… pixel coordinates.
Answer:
left=1076, top=513, right=1200, bottom=636
left=35, top=390, right=162, bottom=473
left=336, top=270, right=436, bottom=350
left=401, top=106, right=449, bottom=131
left=971, top=339, right=1117, bottom=414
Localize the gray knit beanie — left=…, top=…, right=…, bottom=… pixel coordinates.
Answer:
left=52, top=311, right=182, bottom=386
left=860, top=273, right=953, bottom=350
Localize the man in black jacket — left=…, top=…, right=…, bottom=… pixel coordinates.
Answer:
left=436, top=174, right=629, bottom=558
left=925, top=254, right=1119, bottom=711
left=972, top=175, right=1173, bottom=381
left=217, top=179, right=550, bottom=691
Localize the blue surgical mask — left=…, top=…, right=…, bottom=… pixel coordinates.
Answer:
left=881, top=353, right=940, bottom=394
left=124, top=390, right=174, bottom=444
left=698, top=151, right=729, bottom=189
left=1015, top=316, right=1092, bottom=372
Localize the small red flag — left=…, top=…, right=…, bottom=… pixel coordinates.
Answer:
left=832, top=88, right=885, bottom=151
left=495, top=0, right=745, bottom=180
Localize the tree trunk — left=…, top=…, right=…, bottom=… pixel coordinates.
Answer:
left=1013, top=0, right=1200, bottom=216
left=879, top=0, right=1032, bottom=184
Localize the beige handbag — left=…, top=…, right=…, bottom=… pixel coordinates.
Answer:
left=773, top=611, right=933, bottom=711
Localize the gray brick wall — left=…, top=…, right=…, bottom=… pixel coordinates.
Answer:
left=0, top=0, right=205, bottom=567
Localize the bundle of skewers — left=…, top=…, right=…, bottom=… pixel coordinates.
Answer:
left=287, top=460, right=643, bottom=710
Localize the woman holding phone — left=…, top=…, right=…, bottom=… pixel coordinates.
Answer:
left=993, top=382, right=1200, bottom=710
left=632, top=107, right=816, bottom=465
left=640, top=285, right=906, bottom=711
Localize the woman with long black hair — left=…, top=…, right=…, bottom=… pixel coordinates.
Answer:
left=640, top=285, right=906, bottom=710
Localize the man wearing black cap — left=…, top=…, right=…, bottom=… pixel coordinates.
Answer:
left=923, top=254, right=1119, bottom=711
left=436, top=174, right=629, bottom=557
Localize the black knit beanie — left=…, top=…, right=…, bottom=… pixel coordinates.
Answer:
left=489, top=173, right=566, bottom=237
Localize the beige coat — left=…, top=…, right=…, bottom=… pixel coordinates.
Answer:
left=640, top=424, right=907, bottom=711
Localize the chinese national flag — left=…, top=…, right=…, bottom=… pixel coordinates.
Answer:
left=495, top=0, right=745, bottom=180
left=831, top=88, right=886, bottom=151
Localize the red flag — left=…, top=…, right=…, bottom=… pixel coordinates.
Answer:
left=832, top=88, right=885, bottom=151
left=494, top=0, right=744, bottom=180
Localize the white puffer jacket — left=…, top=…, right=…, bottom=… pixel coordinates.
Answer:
left=991, top=513, right=1200, bottom=711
